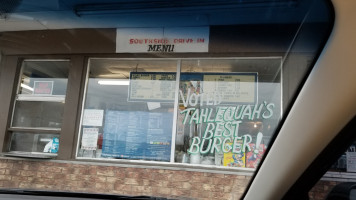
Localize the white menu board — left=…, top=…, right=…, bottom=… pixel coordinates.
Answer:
left=129, top=72, right=176, bottom=102
left=203, top=73, right=257, bottom=103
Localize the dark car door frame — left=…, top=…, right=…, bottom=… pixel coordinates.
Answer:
left=242, top=0, right=356, bottom=199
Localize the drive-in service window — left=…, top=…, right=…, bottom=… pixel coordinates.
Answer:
left=0, top=0, right=334, bottom=199
left=77, top=57, right=281, bottom=168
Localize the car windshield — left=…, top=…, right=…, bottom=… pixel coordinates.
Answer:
left=0, top=0, right=333, bottom=199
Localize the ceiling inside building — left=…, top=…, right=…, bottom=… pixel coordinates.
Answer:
left=0, top=0, right=327, bottom=32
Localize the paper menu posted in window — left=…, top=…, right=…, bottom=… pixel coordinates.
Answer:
left=83, top=109, right=104, bottom=126
left=147, top=102, right=161, bottom=110
left=81, top=128, right=99, bottom=151
left=101, top=110, right=172, bottom=161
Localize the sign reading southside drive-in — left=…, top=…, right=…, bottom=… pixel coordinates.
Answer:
left=116, top=27, right=209, bottom=53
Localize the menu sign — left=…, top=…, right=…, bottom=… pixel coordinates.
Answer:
left=129, top=72, right=257, bottom=103
left=82, top=109, right=104, bottom=127
left=129, top=72, right=176, bottom=102
left=203, top=73, right=257, bottom=103
left=101, top=111, right=173, bottom=161
left=81, top=128, right=99, bottom=150
left=116, top=27, right=209, bottom=53
left=179, top=73, right=257, bottom=104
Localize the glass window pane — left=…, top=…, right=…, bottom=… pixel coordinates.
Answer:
left=12, top=101, right=64, bottom=129
left=310, top=142, right=356, bottom=199
left=19, top=60, right=69, bottom=95
left=9, top=132, right=59, bottom=153
left=77, top=59, right=177, bottom=161
left=11, top=60, right=69, bottom=129
left=175, top=58, right=281, bottom=168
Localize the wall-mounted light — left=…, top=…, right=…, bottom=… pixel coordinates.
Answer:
left=98, top=80, right=130, bottom=86
left=21, top=83, right=34, bottom=91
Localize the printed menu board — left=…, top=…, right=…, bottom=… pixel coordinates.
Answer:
left=129, top=72, right=176, bottom=102
left=101, top=110, right=173, bottom=161
left=180, top=72, right=257, bottom=104
left=203, top=73, right=257, bottom=103
left=129, top=72, right=257, bottom=103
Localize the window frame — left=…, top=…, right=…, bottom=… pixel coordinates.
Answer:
left=10, top=59, right=70, bottom=131
left=0, top=55, right=87, bottom=159
left=74, top=56, right=283, bottom=172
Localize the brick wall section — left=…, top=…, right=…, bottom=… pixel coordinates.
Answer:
left=309, top=180, right=341, bottom=200
left=0, top=159, right=251, bottom=200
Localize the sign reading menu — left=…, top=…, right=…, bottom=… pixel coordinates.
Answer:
left=129, top=72, right=176, bottom=102
left=116, top=27, right=209, bottom=53
left=101, top=111, right=173, bottom=161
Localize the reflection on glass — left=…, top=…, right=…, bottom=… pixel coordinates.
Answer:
left=329, top=144, right=356, bottom=172
left=9, top=60, right=69, bottom=154
left=12, top=101, right=64, bottom=128
left=11, top=60, right=69, bottom=129
left=77, top=59, right=177, bottom=161
left=19, top=61, right=69, bottom=96
left=9, top=132, right=59, bottom=153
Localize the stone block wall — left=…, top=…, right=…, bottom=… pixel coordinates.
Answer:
left=0, top=158, right=251, bottom=200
